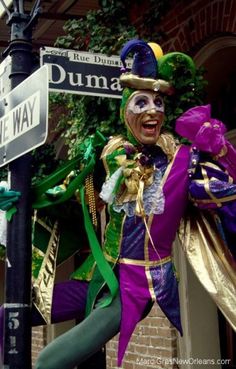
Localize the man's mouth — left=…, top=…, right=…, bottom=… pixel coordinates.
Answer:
left=142, top=120, right=159, bottom=134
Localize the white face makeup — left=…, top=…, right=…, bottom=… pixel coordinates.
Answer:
left=126, top=91, right=165, bottom=115
left=125, top=91, right=165, bottom=145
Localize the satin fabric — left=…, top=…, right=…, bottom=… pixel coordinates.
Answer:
left=178, top=208, right=236, bottom=331
left=116, top=145, right=190, bottom=364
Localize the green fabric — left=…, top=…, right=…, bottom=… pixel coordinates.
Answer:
left=84, top=144, right=126, bottom=314
left=119, top=87, right=135, bottom=124
left=71, top=253, right=95, bottom=281
left=32, top=131, right=107, bottom=209
left=79, top=186, right=119, bottom=314
left=32, top=130, right=123, bottom=319
left=0, top=187, right=21, bottom=221
left=32, top=208, right=86, bottom=278
left=158, top=52, right=196, bottom=84
left=32, top=245, right=45, bottom=280
left=119, top=87, right=139, bottom=146
left=0, top=187, right=21, bottom=210
left=32, top=153, right=82, bottom=201
left=102, top=206, right=124, bottom=260
left=31, top=131, right=107, bottom=282
left=32, top=155, right=95, bottom=209
left=105, top=146, right=125, bottom=175
left=6, top=206, right=17, bottom=221
left=69, top=141, right=126, bottom=285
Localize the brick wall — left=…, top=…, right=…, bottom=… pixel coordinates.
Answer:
left=158, top=0, right=236, bottom=53
left=106, top=305, right=178, bottom=369
left=32, top=326, right=46, bottom=367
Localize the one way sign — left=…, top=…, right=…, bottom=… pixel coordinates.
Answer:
left=0, top=65, right=48, bottom=167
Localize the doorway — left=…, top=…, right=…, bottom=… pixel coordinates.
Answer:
left=195, top=35, right=236, bottom=369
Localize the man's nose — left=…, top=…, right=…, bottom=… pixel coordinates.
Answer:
left=146, top=107, right=157, bottom=115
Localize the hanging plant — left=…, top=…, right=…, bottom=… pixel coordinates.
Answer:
left=50, top=1, right=138, bottom=158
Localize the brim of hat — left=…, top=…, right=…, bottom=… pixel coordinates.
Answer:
left=120, top=73, right=174, bottom=95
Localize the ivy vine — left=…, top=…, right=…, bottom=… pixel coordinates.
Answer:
left=49, top=0, right=207, bottom=159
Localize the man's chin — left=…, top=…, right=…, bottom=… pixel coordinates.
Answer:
left=138, top=136, right=159, bottom=145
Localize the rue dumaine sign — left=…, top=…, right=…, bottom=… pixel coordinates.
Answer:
left=40, top=46, right=132, bottom=99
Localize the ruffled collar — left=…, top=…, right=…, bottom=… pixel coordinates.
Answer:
left=100, top=132, right=177, bottom=217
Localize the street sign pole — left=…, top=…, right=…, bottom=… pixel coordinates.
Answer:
left=2, top=2, right=41, bottom=368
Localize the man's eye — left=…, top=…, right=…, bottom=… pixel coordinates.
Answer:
left=154, top=97, right=163, bottom=108
left=135, top=98, right=147, bottom=109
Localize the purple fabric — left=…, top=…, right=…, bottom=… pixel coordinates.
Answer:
left=31, top=280, right=88, bottom=326
left=189, top=156, right=236, bottom=210
left=150, top=262, right=182, bottom=334
left=118, top=261, right=182, bottom=366
left=189, top=179, right=236, bottom=209
left=50, top=280, right=88, bottom=323
left=200, top=164, right=229, bottom=182
left=217, top=141, right=236, bottom=181
left=148, top=145, right=190, bottom=260
left=118, top=264, right=152, bottom=366
left=120, top=39, right=158, bottom=78
left=0, top=281, right=88, bottom=365
left=116, top=146, right=189, bottom=365
left=120, top=216, right=146, bottom=259
left=175, top=105, right=226, bottom=155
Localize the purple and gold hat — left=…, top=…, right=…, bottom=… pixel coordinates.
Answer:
left=119, top=39, right=196, bottom=95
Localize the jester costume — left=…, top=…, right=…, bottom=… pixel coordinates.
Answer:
left=0, top=40, right=236, bottom=369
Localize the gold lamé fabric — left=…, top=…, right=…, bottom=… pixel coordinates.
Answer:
left=32, top=221, right=60, bottom=324
left=178, top=207, right=236, bottom=331
left=119, top=73, right=174, bottom=95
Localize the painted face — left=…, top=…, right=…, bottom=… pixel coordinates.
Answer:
left=125, top=91, right=165, bottom=145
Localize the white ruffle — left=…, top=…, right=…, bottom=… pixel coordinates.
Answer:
left=100, top=166, right=165, bottom=217
left=114, top=169, right=165, bottom=216
left=99, top=167, right=123, bottom=204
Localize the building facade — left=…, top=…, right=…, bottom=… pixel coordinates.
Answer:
left=1, top=0, right=235, bottom=368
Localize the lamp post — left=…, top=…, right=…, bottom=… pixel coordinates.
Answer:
left=1, top=1, right=41, bottom=368
left=1, top=2, right=107, bottom=368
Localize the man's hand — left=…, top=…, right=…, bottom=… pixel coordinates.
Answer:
left=175, top=104, right=227, bottom=156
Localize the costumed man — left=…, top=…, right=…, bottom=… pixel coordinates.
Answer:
left=0, top=40, right=236, bottom=369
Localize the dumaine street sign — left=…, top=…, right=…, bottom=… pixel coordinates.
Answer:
left=40, top=46, right=132, bottom=99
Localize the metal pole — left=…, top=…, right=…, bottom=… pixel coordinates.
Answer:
left=2, top=2, right=40, bottom=368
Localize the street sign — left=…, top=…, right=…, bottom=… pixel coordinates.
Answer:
left=0, top=55, right=11, bottom=98
left=0, top=64, right=48, bottom=167
left=40, top=46, right=132, bottom=99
